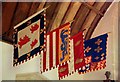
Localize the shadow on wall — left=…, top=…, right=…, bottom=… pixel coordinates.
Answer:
left=16, top=72, right=49, bottom=80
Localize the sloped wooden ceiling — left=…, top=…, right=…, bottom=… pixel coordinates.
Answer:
left=1, top=2, right=112, bottom=44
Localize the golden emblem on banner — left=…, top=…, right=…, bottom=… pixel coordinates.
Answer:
left=75, top=58, right=83, bottom=64
left=40, top=29, right=44, bottom=34
left=95, top=39, right=102, bottom=45
left=75, top=40, right=81, bottom=46
left=95, top=56, right=99, bottom=60
left=85, top=46, right=91, bottom=53
left=59, top=67, right=67, bottom=73
left=94, top=46, right=102, bottom=53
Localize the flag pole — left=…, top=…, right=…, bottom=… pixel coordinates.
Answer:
left=69, top=20, right=75, bottom=25
left=107, top=32, right=112, bottom=34
left=82, top=26, right=90, bottom=32
left=82, top=28, right=87, bottom=32
left=45, top=5, right=50, bottom=10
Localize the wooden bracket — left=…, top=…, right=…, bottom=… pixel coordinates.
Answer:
left=83, top=2, right=104, bottom=16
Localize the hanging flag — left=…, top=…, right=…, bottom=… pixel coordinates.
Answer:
left=58, top=22, right=71, bottom=64
left=13, top=10, right=46, bottom=66
left=40, top=28, right=58, bottom=73
left=79, top=33, right=108, bottom=74
left=70, top=32, right=85, bottom=71
left=40, top=22, right=71, bottom=73
left=58, top=62, right=69, bottom=80
left=58, top=31, right=85, bottom=80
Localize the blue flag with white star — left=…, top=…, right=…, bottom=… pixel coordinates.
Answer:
left=79, top=33, right=108, bottom=74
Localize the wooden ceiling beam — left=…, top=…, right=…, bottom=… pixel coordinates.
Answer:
left=2, top=2, right=46, bottom=45
left=28, top=2, right=40, bottom=16
left=2, top=2, right=17, bottom=36
left=48, top=2, right=71, bottom=31
left=61, top=2, right=82, bottom=25
left=81, top=2, right=105, bottom=36
left=10, top=2, right=32, bottom=28
left=37, top=1, right=46, bottom=12
left=43, top=2, right=58, bottom=32
left=2, top=2, right=32, bottom=44
left=83, top=2, right=104, bottom=16
left=1, top=2, right=112, bottom=45
left=1, top=35, right=13, bottom=45
left=85, top=2, right=112, bottom=40
left=71, top=2, right=95, bottom=36
left=8, top=2, right=32, bottom=38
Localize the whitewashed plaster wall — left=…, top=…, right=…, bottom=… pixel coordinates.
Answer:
left=0, top=42, right=2, bottom=81
left=1, top=41, right=41, bottom=80
left=1, top=2, right=118, bottom=80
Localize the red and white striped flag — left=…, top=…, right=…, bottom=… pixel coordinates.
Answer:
left=40, top=22, right=71, bottom=73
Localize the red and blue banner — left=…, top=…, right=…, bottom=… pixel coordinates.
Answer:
left=13, top=12, right=46, bottom=66
left=79, top=33, right=108, bottom=74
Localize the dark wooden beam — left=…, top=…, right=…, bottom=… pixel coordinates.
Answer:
left=2, top=2, right=17, bottom=36
left=10, top=2, right=32, bottom=29
left=8, top=2, right=32, bottom=40
left=43, top=2, right=58, bottom=32
left=71, top=2, right=95, bottom=36
left=1, top=35, right=13, bottom=45
left=37, top=2, right=46, bottom=12
left=46, top=2, right=60, bottom=32
left=85, top=2, right=112, bottom=40
left=80, top=2, right=105, bottom=36
left=60, top=2, right=82, bottom=25
left=50, top=2, right=70, bottom=31
left=83, top=2, right=104, bottom=16
left=47, top=2, right=70, bottom=32
left=2, top=2, right=32, bottom=44
left=28, top=2, right=40, bottom=16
